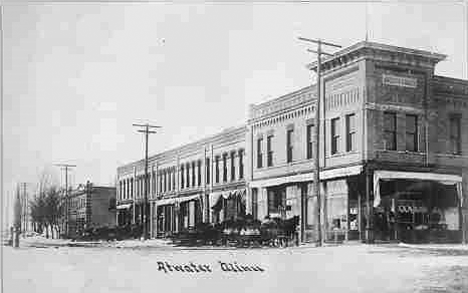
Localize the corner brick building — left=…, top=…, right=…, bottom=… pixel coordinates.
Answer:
left=117, top=41, right=468, bottom=244
left=67, top=182, right=116, bottom=238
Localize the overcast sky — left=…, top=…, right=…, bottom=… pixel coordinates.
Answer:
left=2, top=2, right=467, bottom=220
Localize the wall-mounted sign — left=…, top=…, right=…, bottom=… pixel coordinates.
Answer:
left=382, top=74, right=417, bottom=88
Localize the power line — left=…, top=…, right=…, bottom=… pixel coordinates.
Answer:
left=298, top=36, right=342, bottom=247
left=132, top=123, right=161, bottom=240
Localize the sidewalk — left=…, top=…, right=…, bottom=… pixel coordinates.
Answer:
left=398, top=242, right=468, bottom=253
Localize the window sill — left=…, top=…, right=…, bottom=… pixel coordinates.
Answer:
left=377, top=149, right=427, bottom=155
left=327, top=150, right=359, bottom=158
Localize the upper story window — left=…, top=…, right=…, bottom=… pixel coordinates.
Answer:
left=287, top=129, right=294, bottom=163
left=306, top=124, right=314, bottom=159
left=406, top=114, right=418, bottom=152
left=239, top=149, right=244, bottom=179
left=230, top=152, right=236, bottom=181
left=346, top=114, right=356, bottom=152
left=130, top=178, right=134, bottom=197
left=168, top=170, right=172, bottom=192
left=197, top=160, right=202, bottom=186
left=267, top=135, right=274, bottom=167
left=172, top=169, right=176, bottom=190
left=206, top=158, right=210, bottom=184
left=192, top=161, right=196, bottom=187
left=449, top=115, right=462, bottom=155
left=384, top=112, right=397, bottom=150
left=126, top=179, right=130, bottom=199
left=257, top=138, right=263, bottom=168
left=152, top=171, right=156, bottom=195
left=180, top=165, right=184, bottom=189
left=215, top=156, right=220, bottom=183
left=222, top=154, right=228, bottom=182
left=136, top=177, right=140, bottom=196
left=186, top=163, right=190, bottom=188
left=331, top=118, right=340, bottom=155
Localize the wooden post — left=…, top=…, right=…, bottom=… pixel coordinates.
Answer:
left=365, top=170, right=374, bottom=243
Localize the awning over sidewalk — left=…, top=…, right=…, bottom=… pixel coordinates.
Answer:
left=156, top=194, right=201, bottom=206
left=249, top=165, right=363, bottom=188
left=210, top=189, right=246, bottom=210
left=320, top=165, right=363, bottom=180
left=373, top=170, right=463, bottom=208
left=249, top=173, right=312, bottom=188
left=116, top=204, right=132, bottom=210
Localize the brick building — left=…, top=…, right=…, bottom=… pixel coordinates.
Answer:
left=116, top=41, right=468, bottom=244
left=67, top=182, right=116, bottom=238
left=116, top=126, right=246, bottom=238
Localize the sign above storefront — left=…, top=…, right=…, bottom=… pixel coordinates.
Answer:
left=382, top=74, right=417, bottom=88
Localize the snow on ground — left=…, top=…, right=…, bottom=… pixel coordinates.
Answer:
left=4, top=242, right=468, bottom=293
left=3, top=242, right=468, bottom=293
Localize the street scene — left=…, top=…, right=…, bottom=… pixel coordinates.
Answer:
left=2, top=2, right=468, bottom=293
left=3, top=238, right=468, bottom=293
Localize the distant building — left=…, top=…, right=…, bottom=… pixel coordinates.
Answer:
left=117, top=41, right=468, bottom=244
left=66, top=182, right=116, bottom=238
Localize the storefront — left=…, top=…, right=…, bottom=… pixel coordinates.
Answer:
left=210, top=189, right=246, bottom=223
left=116, top=204, right=132, bottom=226
left=155, top=194, right=202, bottom=237
left=373, top=171, right=463, bottom=243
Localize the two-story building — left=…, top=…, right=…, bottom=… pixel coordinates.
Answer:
left=116, top=126, right=246, bottom=238
left=245, top=41, right=468, bottom=244
left=67, top=181, right=116, bottom=238
left=116, top=40, right=468, bottom=244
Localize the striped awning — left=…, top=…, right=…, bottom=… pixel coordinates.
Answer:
left=156, top=194, right=201, bottom=206
left=210, top=189, right=246, bottom=210
left=373, top=170, right=463, bottom=208
left=116, top=204, right=132, bottom=210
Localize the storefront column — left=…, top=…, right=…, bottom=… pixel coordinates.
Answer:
left=258, top=187, right=268, bottom=221
left=358, top=190, right=362, bottom=241
left=132, top=202, right=136, bottom=224
left=150, top=202, right=154, bottom=238
left=174, top=205, right=179, bottom=233
left=365, top=171, right=374, bottom=244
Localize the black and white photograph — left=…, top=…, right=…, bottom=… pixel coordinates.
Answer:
left=1, top=1, right=468, bottom=292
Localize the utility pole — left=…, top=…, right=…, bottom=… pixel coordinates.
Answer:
left=133, top=123, right=161, bottom=240
left=20, top=182, right=27, bottom=233
left=55, top=164, right=76, bottom=238
left=298, top=37, right=341, bottom=247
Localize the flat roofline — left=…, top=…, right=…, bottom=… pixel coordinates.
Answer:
left=433, top=75, right=468, bottom=85
left=118, top=124, right=247, bottom=171
left=308, top=41, right=447, bottom=71
left=250, top=85, right=315, bottom=110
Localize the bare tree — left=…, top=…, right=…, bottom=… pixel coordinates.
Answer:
left=30, top=167, right=61, bottom=238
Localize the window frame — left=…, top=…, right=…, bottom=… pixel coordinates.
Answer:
left=345, top=113, right=356, bottom=152
left=286, top=129, right=294, bottom=163
left=267, top=135, right=274, bottom=167
left=206, top=158, right=210, bottom=184
left=230, top=152, right=236, bottom=181
left=383, top=112, right=397, bottom=151
left=449, top=114, right=462, bottom=155
left=222, top=153, right=228, bottom=182
left=257, top=137, right=263, bottom=168
left=331, top=117, right=340, bottom=155
left=405, top=114, right=418, bottom=152
left=238, top=149, right=244, bottom=179
left=306, top=124, right=314, bottom=159
left=215, top=156, right=220, bottom=183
